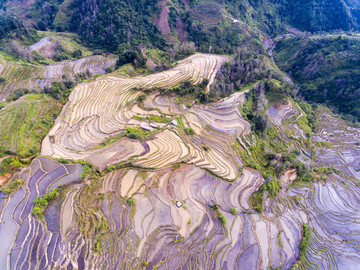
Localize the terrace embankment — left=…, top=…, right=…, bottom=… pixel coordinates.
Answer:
left=42, top=54, right=246, bottom=180
left=1, top=102, right=360, bottom=269
left=0, top=54, right=116, bottom=100
left=0, top=157, right=82, bottom=269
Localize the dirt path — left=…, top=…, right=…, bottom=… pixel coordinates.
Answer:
left=0, top=155, right=34, bottom=163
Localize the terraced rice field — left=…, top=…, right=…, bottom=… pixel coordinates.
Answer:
left=0, top=55, right=116, bottom=100
left=42, top=54, right=242, bottom=179
left=1, top=97, right=360, bottom=269
left=1, top=53, right=359, bottom=269
left=0, top=156, right=305, bottom=269
left=0, top=157, right=82, bottom=269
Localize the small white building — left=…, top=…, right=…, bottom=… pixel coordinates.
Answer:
left=176, top=201, right=182, bottom=208
left=171, top=120, right=178, bottom=126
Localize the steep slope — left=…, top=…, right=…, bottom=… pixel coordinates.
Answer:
left=0, top=94, right=60, bottom=157
left=274, top=33, right=360, bottom=122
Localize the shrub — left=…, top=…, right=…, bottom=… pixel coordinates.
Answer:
left=203, top=145, right=210, bottom=151
left=57, top=157, right=70, bottom=164
left=218, top=214, right=226, bottom=225
left=231, top=207, right=237, bottom=215
left=80, top=164, right=92, bottom=179
left=298, top=224, right=310, bottom=261
left=32, top=187, right=62, bottom=218
left=73, top=49, right=83, bottom=59
left=137, top=93, right=147, bottom=102
left=184, top=127, right=195, bottom=135
left=127, top=197, right=135, bottom=206
left=116, top=48, right=147, bottom=68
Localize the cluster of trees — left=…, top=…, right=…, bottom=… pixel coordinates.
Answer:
left=227, top=0, right=358, bottom=34
left=116, top=47, right=147, bottom=68
left=0, top=157, right=23, bottom=176
left=69, top=0, right=166, bottom=53
left=44, top=81, right=75, bottom=103
left=182, top=10, right=263, bottom=55
left=161, top=79, right=209, bottom=103
left=34, top=0, right=65, bottom=30
left=281, top=0, right=356, bottom=32
left=32, top=187, right=62, bottom=218
left=0, top=12, right=22, bottom=40
left=210, top=51, right=276, bottom=99
left=275, top=35, right=360, bottom=122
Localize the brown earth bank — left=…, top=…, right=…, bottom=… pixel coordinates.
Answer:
left=0, top=173, right=11, bottom=186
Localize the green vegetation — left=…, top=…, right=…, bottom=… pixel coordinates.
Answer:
left=231, top=207, right=237, bottom=215
left=175, top=116, right=185, bottom=128
left=80, top=164, right=92, bottom=180
left=95, top=134, right=124, bottom=150
left=184, top=127, right=195, bottom=135
left=174, top=236, right=184, bottom=243
left=292, top=224, right=311, bottom=269
left=0, top=157, right=24, bottom=175
left=316, top=141, right=333, bottom=148
left=203, top=145, right=210, bottom=151
left=275, top=35, right=360, bottom=122
left=209, top=203, right=227, bottom=226
left=0, top=94, right=61, bottom=158
left=44, top=81, right=75, bottom=104
left=116, top=48, right=147, bottom=68
left=147, top=114, right=170, bottom=123
left=32, top=187, right=62, bottom=218
left=250, top=180, right=282, bottom=214
left=218, top=214, right=227, bottom=225
left=69, top=0, right=165, bottom=52
left=250, top=187, right=265, bottom=214
left=0, top=12, right=31, bottom=41
left=124, top=126, right=155, bottom=141
left=314, top=166, right=342, bottom=176
left=133, top=115, right=145, bottom=121
left=1, top=179, right=24, bottom=195
left=154, top=79, right=210, bottom=104
left=127, top=197, right=135, bottom=206
left=57, top=157, right=70, bottom=164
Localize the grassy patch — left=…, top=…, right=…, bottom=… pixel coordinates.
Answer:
left=296, top=116, right=312, bottom=134
left=133, top=115, right=145, bottom=121
left=1, top=179, right=23, bottom=195
left=147, top=114, right=171, bottom=123
left=124, top=126, right=156, bottom=141
left=316, top=141, right=333, bottom=148
left=92, top=134, right=124, bottom=150
left=175, top=116, right=185, bottom=128
left=0, top=94, right=61, bottom=158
